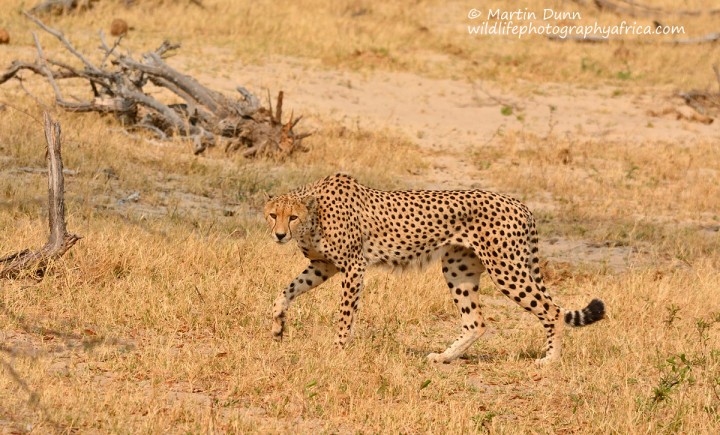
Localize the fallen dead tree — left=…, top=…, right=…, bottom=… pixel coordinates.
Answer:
left=30, top=0, right=99, bottom=15
left=547, top=32, right=720, bottom=44
left=557, top=0, right=720, bottom=45
left=676, top=65, right=720, bottom=122
left=0, top=12, right=309, bottom=158
left=29, top=0, right=203, bottom=15
left=647, top=65, right=720, bottom=124
left=0, top=113, right=81, bottom=279
left=570, top=0, right=720, bottom=17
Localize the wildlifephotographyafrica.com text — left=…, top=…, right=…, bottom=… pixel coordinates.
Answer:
left=467, top=7, right=685, bottom=39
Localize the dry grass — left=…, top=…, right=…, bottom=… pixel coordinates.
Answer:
left=473, top=132, right=720, bottom=263
left=1, top=0, right=719, bottom=433
left=1, top=182, right=719, bottom=432
left=2, top=0, right=720, bottom=88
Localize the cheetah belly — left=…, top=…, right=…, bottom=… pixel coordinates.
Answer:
left=362, top=227, right=455, bottom=269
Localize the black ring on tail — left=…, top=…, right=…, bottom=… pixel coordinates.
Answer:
left=565, top=299, right=605, bottom=327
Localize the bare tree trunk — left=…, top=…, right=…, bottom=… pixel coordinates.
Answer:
left=0, top=113, right=81, bottom=279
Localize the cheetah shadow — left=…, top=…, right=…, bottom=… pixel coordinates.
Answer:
left=402, top=347, right=543, bottom=364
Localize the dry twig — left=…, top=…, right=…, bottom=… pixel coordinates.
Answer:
left=571, top=0, right=720, bottom=17
left=0, top=113, right=82, bottom=279
left=30, top=0, right=98, bottom=15
left=547, top=32, right=720, bottom=44
left=0, top=13, right=309, bottom=158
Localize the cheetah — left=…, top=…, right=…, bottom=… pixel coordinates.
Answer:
left=264, top=174, right=605, bottom=364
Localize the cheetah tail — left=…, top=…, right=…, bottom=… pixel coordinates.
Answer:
left=563, top=299, right=605, bottom=327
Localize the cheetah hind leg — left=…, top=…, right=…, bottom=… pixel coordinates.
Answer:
left=428, top=246, right=487, bottom=364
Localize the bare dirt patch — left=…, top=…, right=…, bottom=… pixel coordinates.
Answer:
left=180, top=54, right=716, bottom=187
left=171, top=54, right=714, bottom=270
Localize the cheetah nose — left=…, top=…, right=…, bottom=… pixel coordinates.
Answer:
left=275, top=233, right=286, bottom=241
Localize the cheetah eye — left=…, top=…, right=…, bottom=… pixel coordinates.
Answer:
left=289, top=215, right=298, bottom=221
left=269, top=213, right=277, bottom=219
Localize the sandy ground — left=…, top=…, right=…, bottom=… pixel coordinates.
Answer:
left=180, top=54, right=717, bottom=186
left=179, top=54, right=718, bottom=270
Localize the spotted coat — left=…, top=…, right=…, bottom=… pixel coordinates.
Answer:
left=264, top=174, right=605, bottom=364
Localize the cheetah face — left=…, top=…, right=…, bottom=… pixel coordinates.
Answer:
left=263, top=195, right=314, bottom=244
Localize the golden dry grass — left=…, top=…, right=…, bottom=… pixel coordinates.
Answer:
left=2, top=0, right=720, bottom=88
left=1, top=0, right=719, bottom=433
left=475, top=131, right=720, bottom=228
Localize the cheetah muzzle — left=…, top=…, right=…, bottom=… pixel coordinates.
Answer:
left=264, top=174, right=606, bottom=364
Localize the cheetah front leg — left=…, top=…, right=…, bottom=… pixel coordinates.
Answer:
left=272, top=260, right=337, bottom=340
left=334, top=261, right=367, bottom=348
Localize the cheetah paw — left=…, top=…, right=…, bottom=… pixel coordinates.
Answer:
left=271, top=323, right=284, bottom=341
left=534, top=356, right=558, bottom=366
left=427, top=352, right=449, bottom=364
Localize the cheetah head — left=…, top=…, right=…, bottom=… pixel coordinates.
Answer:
left=263, top=195, right=316, bottom=244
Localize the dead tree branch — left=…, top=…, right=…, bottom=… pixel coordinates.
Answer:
left=647, top=66, right=720, bottom=124
left=0, top=113, right=81, bottom=279
left=546, top=35, right=613, bottom=43
left=547, top=32, right=720, bottom=44
left=677, top=90, right=720, bottom=118
left=0, top=13, right=310, bottom=158
left=25, top=11, right=102, bottom=74
left=570, top=0, right=720, bottom=17
left=29, top=0, right=205, bottom=16
left=30, top=0, right=98, bottom=16
left=667, top=33, right=720, bottom=45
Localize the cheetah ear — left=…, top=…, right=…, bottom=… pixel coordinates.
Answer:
left=262, top=191, right=272, bottom=201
